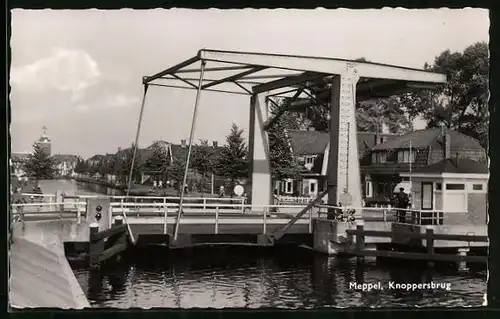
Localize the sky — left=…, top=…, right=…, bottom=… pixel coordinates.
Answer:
left=9, top=8, right=489, bottom=158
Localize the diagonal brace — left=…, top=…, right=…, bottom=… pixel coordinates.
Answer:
left=202, top=66, right=267, bottom=90
left=272, top=190, right=328, bottom=241
left=263, top=88, right=304, bottom=130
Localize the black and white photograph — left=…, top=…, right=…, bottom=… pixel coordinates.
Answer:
left=8, top=8, right=489, bottom=309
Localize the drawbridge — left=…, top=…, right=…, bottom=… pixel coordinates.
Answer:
left=122, top=49, right=446, bottom=244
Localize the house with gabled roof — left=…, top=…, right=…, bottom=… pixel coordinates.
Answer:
left=281, top=129, right=395, bottom=197
left=400, top=155, right=488, bottom=225
left=366, top=128, right=487, bottom=201
left=283, top=128, right=487, bottom=203
left=52, top=154, right=80, bottom=177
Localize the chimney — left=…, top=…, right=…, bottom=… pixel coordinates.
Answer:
left=181, top=139, right=186, bottom=148
left=443, top=133, right=451, bottom=159
left=117, top=147, right=122, bottom=152
left=212, top=141, right=218, bottom=148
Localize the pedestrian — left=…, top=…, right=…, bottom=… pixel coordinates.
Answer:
left=153, top=180, right=157, bottom=189
left=396, top=187, right=410, bottom=223
left=158, top=180, right=163, bottom=189
left=219, top=185, right=225, bottom=198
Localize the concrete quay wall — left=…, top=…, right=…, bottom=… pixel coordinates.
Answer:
left=9, top=220, right=90, bottom=309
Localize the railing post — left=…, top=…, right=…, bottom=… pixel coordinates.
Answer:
left=263, top=207, right=267, bottom=235
left=426, top=228, right=434, bottom=256
left=135, top=197, right=139, bottom=218
left=308, top=206, right=313, bottom=233
left=215, top=205, right=219, bottom=235
left=383, top=207, right=387, bottom=223
left=164, top=204, right=168, bottom=235
left=355, top=225, right=365, bottom=261
left=203, top=198, right=207, bottom=212
left=120, top=199, right=124, bottom=219
left=108, top=205, right=113, bottom=229
left=77, top=202, right=82, bottom=224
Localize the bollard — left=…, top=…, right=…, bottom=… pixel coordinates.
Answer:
left=89, top=222, right=101, bottom=270
left=114, top=216, right=123, bottom=226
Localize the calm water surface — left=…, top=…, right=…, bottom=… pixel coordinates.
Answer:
left=73, top=246, right=487, bottom=309
left=45, top=180, right=486, bottom=308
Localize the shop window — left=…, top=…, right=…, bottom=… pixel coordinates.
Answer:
left=472, top=184, right=484, bottom=191
left=446, top=183, right=465, bottom=190
left=421, top=182, right=433, bottom=210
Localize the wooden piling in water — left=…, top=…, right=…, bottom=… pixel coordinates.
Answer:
left=88, top=223, right=102, bottom=270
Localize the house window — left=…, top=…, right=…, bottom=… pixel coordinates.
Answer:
left=285, top=180, right=293, bottom=194
left=310, top=182, right=316, bottom=193
left=365, top=181, right=373, bottom=198
left=397, top=150, right=416, bottom=163
left=305, top=156, right=314, bottom=165
left=472, top=184, right=484, bottom=191
left=435, top=183, right=442, bottom=190
left=446, top=183, right=465, bottom=190
left=378, top=152, right=387, bottom=164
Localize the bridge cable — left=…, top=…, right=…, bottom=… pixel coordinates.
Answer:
left=173, top=60, right=207, bottom=241
left=125, top=84, right=150, bottom=244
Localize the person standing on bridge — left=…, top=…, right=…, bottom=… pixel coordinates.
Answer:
left=219, top=185, right=225, bottom=198
left=396, top=187, right=410, bottom=223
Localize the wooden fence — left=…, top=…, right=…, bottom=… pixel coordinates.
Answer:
left=346, top=225, right=488, bottom=263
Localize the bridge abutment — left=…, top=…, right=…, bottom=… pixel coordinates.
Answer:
left=313, top=219, right=352, bottom=255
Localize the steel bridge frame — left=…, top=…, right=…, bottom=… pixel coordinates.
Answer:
left=131, top=49, right=446, bottom=241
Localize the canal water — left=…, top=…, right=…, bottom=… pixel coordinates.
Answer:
left=47, top=180, right=488, bottom=308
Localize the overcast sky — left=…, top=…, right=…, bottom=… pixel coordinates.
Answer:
left=10, top=8, right=489, bottom=158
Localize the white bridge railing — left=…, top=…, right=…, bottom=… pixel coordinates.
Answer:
left=11, top=193, right=469, bottom=229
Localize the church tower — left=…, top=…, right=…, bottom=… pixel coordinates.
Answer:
left=36, top=126, right=51, bottom=155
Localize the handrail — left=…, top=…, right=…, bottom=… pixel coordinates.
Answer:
left=315, top=204, right=468, bottom=214
left=11, top=202, right=86, bottom=207
left=109, top=202, right=308, bottom=209
left=20, top=192, right=247, bottom=202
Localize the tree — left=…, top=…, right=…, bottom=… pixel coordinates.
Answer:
left=191, top=140, right=215, bottom=177
left=115, top=144, right=142, bottom=184
left=356, top=99, right=414, bottom=134
left=24, top=143, right=56, bottom=180
left=277, top=56, right=413, bottom=134
left=74, top=158, right=88, bottom=174
left=213, top=123, right=248, bottom=195
left=403, top=42, right=489, bottom=148
left=144, top=142, right=170, bottom=178
left=167, top=155, right=186, bottom=191
left=268, top=102, right=302, bottom=180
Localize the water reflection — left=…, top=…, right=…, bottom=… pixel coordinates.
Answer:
left=72, top=246, right=486, bottom=309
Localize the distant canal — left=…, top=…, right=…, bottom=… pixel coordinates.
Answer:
left=42, top=180, right=487, bottom=308
left=38, top=179, right=123, bottom=197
